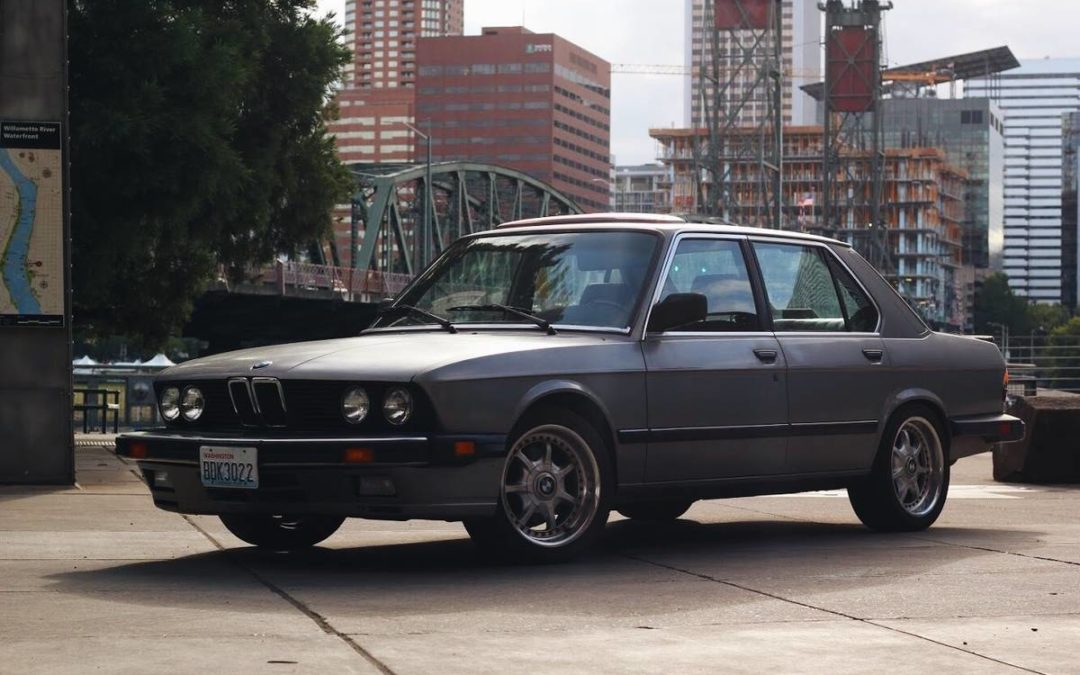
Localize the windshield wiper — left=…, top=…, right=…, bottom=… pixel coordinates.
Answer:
left=447, top=304, right=557, bottom=335
left=378, top=304, right=457, bottom=333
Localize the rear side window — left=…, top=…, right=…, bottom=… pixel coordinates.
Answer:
left=752, top=242, right=877, bottom=333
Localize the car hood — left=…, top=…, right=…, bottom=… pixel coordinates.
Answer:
left=160, top=330, right=624, bottom=382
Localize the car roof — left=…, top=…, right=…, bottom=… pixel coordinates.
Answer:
left=494, top=213, right=851, bottom=247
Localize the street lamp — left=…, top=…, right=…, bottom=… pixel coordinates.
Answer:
left=404, top=121, right=432, bottom=271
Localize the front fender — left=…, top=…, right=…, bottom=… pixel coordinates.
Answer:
left=511, top=379, right=615, bottom=428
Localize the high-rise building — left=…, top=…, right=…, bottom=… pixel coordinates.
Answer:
left=416, top=27, right=612, bottom=212
left=614, top=164, right=670, bottom=213
left=331, top=0, right=464, bottom=165
left=685, top=0, right=821, bottom=127
left=966, top=59, right=1080, bottom=304
left=881, top=98, right=1007, bottom=272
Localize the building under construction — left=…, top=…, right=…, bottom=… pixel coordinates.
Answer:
left=651, top=125, right=968, bottom=328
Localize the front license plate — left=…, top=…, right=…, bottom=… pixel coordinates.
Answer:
left=199, top=446, right=259, bottom=489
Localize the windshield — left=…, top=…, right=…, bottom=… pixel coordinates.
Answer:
left=374, top=230, right=659, bottom=331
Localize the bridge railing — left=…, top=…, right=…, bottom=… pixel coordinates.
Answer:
left=235, top=262, right=414, bottom=301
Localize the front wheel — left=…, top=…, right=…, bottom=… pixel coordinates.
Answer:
left=219, top=514, right=345, bottom=550
left=464, top=408, right=611, bottom=563
left=848, top=406, right=950, bottom=532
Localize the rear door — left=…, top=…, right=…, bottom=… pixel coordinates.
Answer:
left=750, top=240, right=888, bottom=474
left=642, top=235, right=788, bottom=482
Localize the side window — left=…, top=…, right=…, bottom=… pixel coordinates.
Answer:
left=657, top=238, right=759, bottom=332
left=830, top=259, right=879, bottom=332
left=753, top=242, right=846, bottom=332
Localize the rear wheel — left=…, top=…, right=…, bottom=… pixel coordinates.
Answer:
left=848, top=405, right=950, bottom=532
left=464, top=408, right=611, bottom=563
left=617, top=499, right=694, bottom=521
left=219, top=514, right=345, bottom=550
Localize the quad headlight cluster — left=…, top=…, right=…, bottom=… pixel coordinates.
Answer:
left=341, top=386, right=413, bottom=426
left=159, top=386, right=204, bottom=422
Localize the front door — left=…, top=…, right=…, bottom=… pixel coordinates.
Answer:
left=751, top=240, right=890, bottom=474
left=643, top=236, right=788, bottom=482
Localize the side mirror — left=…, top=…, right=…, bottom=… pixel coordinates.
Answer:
left=376, top=298, right=395, bottom=314
left=648, top=293, right=707, bottom=333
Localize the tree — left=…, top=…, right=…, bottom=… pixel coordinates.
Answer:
left=972, top=273, right=1031, bottom=336
left=69, top=0, right=352, bottom=348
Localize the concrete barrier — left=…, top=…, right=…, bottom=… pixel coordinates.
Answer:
left=993, top=393, right=1080, bottom=483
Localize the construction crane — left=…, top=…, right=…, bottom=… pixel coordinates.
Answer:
left=612, top=64, right=829, bottom=81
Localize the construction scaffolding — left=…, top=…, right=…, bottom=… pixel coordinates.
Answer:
left=694, top=0, right=784, bottom=228
left=652, top=126, right=968, bottom=328
left=817, top=0, right=893, bottom=274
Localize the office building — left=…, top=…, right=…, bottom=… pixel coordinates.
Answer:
left=966, top=58, right=1080, bottom=304
left=685, top=0, right=821, bottom=127
left=416, top=27, right=611, bottom=212
left=881, top=97, right=1006, bottom=272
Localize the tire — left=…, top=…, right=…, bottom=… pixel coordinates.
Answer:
left=848, top=405, right=950, bottom=532
left=219, top=514, right=345, bottom=550
left=617, top=499, right=694, bottom=521
left=464, top=407, right=612, bottom=563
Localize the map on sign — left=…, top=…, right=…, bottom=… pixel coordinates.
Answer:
left=0, top=121, right=64, bottom=326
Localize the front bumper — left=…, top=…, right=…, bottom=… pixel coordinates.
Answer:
left=116, top=430, right=507, bottom=521
left=949, top=413, right=1025, bottom=461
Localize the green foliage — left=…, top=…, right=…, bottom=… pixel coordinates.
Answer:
left=69, top=0, right=352, bottom=349
left=1051, top=316, right=1080, bottom=338
left=972, top=273, right=1032, bottom=335
left=1028, top=304, right=1071, bottom=333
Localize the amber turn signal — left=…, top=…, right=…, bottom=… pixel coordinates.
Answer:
left=343, top=448, right=375, bottom=464
left=453, top=441, right=476, bottom=458
left=129, top=441, right=148, bottom=459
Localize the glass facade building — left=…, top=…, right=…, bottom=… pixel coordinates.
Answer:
left=881, top=97, right=1006, bottom=271
left=966, top=59, right=1080, bottom=304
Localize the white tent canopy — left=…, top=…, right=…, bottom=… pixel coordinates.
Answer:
left=143, top=353, right=176, bottom=367
left=73, top=355, right=99, bottom=366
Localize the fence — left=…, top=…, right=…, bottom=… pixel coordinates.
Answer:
left=995, top=334, right=1080, bottom=397
left=240, top=262, right=414, bottom=301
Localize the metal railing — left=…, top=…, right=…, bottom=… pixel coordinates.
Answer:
left=227, top=262, right=414, bottom=301
left=995, top=334, right=1080, bottom=397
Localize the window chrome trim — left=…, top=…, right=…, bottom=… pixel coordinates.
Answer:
left=748, top=237, right=883, bottom=336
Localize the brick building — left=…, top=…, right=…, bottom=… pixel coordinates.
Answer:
left=415, top=27, right=612, bottom=212
left=331, top=0, right=464, bottom=165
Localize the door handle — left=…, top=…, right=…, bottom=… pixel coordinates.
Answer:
left=754, top=349, right=778, bottom=364
left=862, top=348, right=884, bottom=363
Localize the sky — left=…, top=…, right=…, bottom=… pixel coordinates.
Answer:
left=314, top=0, right=1080, bottom=164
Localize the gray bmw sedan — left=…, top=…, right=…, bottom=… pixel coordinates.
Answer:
left=117, top=214, right=1023, bottom=562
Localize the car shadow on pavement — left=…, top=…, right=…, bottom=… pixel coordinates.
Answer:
left=43, top=517, right=1041, bottom=622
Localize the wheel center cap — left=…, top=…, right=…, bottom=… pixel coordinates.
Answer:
left=906, top=458, right=917, bottom=474
left=535, top=473, right=556, bottom=497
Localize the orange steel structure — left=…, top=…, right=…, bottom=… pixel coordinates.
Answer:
left=650, top=125, right=969, bottom=328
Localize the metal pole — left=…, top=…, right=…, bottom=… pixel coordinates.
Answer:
left=405, top=121, right=432, bottom=270
left=425, top=123, right=432, bottom=268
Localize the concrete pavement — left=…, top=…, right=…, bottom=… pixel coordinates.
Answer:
left=2, top=444, right=1079, bottom=674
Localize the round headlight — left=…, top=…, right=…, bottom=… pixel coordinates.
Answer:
left=383, top=387, right=413, bottom=426
left=160, top=387, right=181, bottom=421
left=342, top=387, right=370, bottom=424
left=181, top=387, right=205, bottom=421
